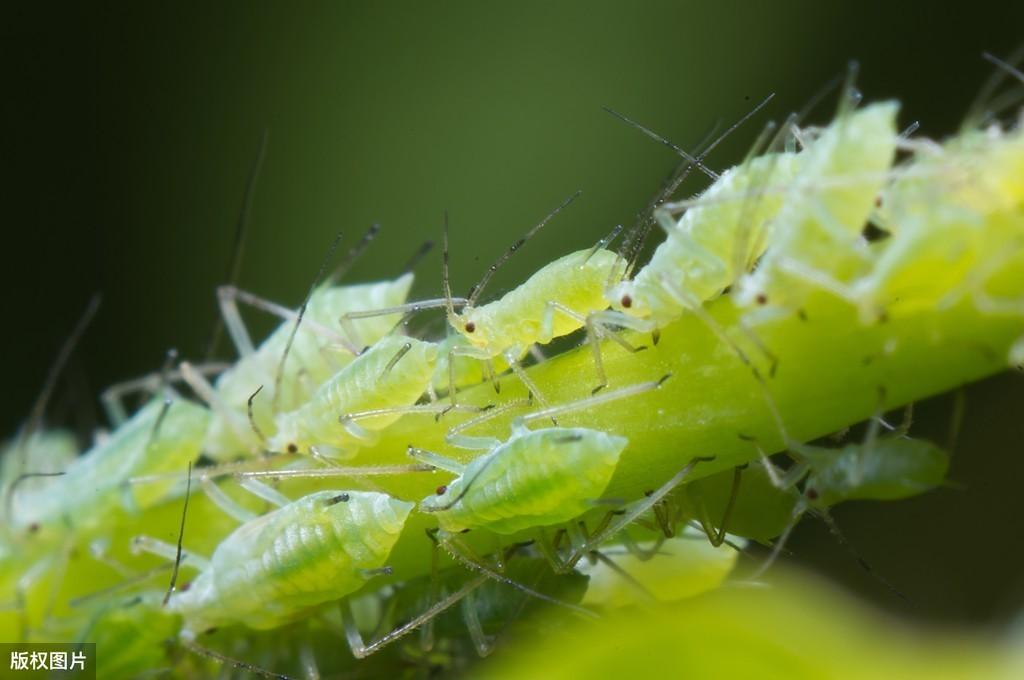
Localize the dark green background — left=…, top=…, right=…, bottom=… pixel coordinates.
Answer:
left=3, top=2, right=1023, bottom=627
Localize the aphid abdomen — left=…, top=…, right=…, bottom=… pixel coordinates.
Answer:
left=170, top=490, right=412, bottom=632
left=270, top=335, right=438, bottom=456
left=423, top=428, right=627, bottom=535
left=12, top=398, right=209, bottom=535
left=467, top=250, right=625, bottom=349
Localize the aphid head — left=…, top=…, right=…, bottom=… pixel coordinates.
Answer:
left=452, top=309, right=488, bottom=348
left=607, top=280, right=649, bottom=317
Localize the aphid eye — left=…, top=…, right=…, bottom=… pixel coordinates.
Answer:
left=621, top=295, right=633, bottom=308
left=805, top=487, right=819, bottom=501
left=179, top=581, right=192, bottom=592
left=464, top=321, right=476, bottom=333
left=286, top=443, right=298, bottom=454
left=755, top=293, right=768, bottom=305
left=325, top=493, right=351, bottom=506
left=27, top=523, right=39, bottom=534
left=435, top=485, right=448, bottom=496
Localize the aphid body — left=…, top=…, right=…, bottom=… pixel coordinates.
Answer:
left=203, top=274, right=414, bottom=459
left=606, top=149, right=802, bottom=327
left=450, top=249, right=626, bottom=355
left=9, top=398, right=209, bottom=542
left=419, top=424, right=627, bottom=535
left=166, top=490, right=412, bottom=636
left=270, top=335, right=438, bottom=458
left=737, top=101, right=899, bottom=311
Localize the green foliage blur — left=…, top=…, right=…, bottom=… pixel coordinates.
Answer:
left=3, top=0, right=1024, bottom=633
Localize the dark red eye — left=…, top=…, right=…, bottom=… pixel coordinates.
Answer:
left=755, top=293, right=768, bottom=305
left=805, top=488, right=819, bottom=501
left=286, top=443, right=298, bottom=454
left=436, top=485, right=448, bottom=496
left=464, top=322, right=476, bottom=333
left=621, top=295, right=632, bottom=308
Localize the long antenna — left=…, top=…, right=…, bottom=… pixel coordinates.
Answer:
left=466, top=190, right=582, bottom=307
left=399, top=240, right=434, bottom=275
left=602, top=106, right=720, bottom=181
left=272, top=232, right=343, bottom=413
left=15, top=293, right=101, bottom=476
left=442, top=210, right=456, bottom=319
left=327, top=223, right=379, bottom=284
left=619, top=93, right=776, bottom=278
left=163, top=461, right=192, bottom=606
left=205, top=129, right=269, bottom=360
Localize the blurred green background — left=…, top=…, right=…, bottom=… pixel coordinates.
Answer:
left=3, top=2, right=1023, bottom=629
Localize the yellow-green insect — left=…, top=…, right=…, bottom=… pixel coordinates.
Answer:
left=269, top=335, right=440, bottom=459
left=441, top=197, right=629, bottom=405
left=184, top=273, right=416, bottom=460
left=155, top=490, right=412, bottom=638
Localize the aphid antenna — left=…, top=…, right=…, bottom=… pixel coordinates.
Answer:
left=584, top=223, right=624, bottom=266
left=181, top=639, right=295, bottom=680
left=147, top=397, right=173, bottom=445
left=163, top=461, right=192, bottom=606
left=204, top=129, right=269, bottom=360
left=272, top=231, right=344, bottom=413
left=68, top=562, right=174, bottom=608
left=601, top=106, right=721, bottom=182
left=246, top=385, right=269, bottom=444
left=399, top=239, right=435, bottom=275
left=327, top=222, right=381, bottom=285
left=13, top=293, right=101, bottom=475
left=898, top=120, right=921, bottom=140
left=465, top=190, right=583, bottom=308
left=5, top=472, right=66, bottom=527
left=814, top=507, right=910, bottom=602
left=618, top=93, right=776, bottom=280
left=101, top=361, right=230, bottom=427
left=966, top=46, right=1024, bottom=128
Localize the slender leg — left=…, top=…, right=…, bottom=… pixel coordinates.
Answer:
left=339, top=297, right=468, bottom=350
left=218, top=284, right=360, bottom=356
left=436, top=532, right=597, bottom=619
left=200, top=476, right=257, bottom=523
left=443, top=398, right=530, bottom=450
left=461, top=590, right=495, bottom=656
left=567, top=456, right=715, bottom=566
left=693, top=465, right=744, bottom=547
left=180, top=640, right=293, bottom=680
left=298, top=642, right=320, bottom=680
left=238, top=478, right=291, bottom=507
left=342, top=576, right=487, bottom=659
left=515, top=376, right=669, bottom=429
left=100, top=362, right=228, bottom=427
left=407, top=446, right=467, bottom=475
left=130, top=535, right=210, bottom=571
left=340, top=403, right=484, bottom=441
left=179, top=361, right=253, bottom=447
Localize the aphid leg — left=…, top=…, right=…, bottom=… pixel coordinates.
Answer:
left=755, top=442, right=810, bottom=490
left=298, top=642, right=320, bottom=680
left=339, top=298, right=468, bottom=350
left=435, top=532, right=598, bottom=619
left=407, top=446, right=466, bottom=474
left=340, top=403, right=483, bottom=441
left=592, top=550, right=658, bottom=602
left=200, top=475, right=258, bottom=523
left=181, top=640, right=294, bottom=680
left=541, top=301, right=641, bottom=393
left=444, top=398, right=530, bottom=450
left=748, top=500, right=805, bottom=581
left=694, top=465, right=744, bottom=547
left=618, top=529, right=667, bottom=561
left=179, top=361, right=253, bottom=446
left=570, top=456, right=715, bottom=564
left=238, top=478, right=291, bottom=507
left=218, top=284, right=360, bottom=356
left=341, top=575, right=488, bottom=659
left=445, top=343, right=497, bottom=407
left=461, top=590, right=496, bottom=656
left=503, top=348, right=554, bottom=413
left=131, top=535, right=210, bottom=572
left=227, top=464, right=436, bottom=482
left=515, top=376, right=669, bottom=429
left=101, top=363, right=227, bottom=427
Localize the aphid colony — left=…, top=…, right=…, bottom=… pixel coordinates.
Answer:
left=3, top=63, right=1023, bottom=678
